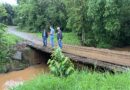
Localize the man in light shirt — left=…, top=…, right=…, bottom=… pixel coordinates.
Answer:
left=50, top=26, right=55, bottom=48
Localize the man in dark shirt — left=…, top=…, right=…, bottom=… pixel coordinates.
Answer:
left=57, top=27, right=63, bottom=49
left=42, top=29, right=48, bottom=47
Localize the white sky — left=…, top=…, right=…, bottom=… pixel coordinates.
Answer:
left=0, top=0, right=17, bottom=5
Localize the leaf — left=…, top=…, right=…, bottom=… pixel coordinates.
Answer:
left=66, top=67, right=74, bottom=75
left=61, top=57, right=68, bottom=65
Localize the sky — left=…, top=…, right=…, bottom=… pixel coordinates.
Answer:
left=0, top=0, right=17, bottom=5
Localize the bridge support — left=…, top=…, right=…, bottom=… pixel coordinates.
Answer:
left=22, top=47, right=50, bottom=65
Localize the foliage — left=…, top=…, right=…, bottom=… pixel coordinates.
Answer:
left=48, top=48, right=74, bottom=77
left=0, top=4, right=7, bottom=17
left=0, top=33, right=22, bottom=73
left=12, top=71, right=130, bottom=90
left=15, top=0, right=130, bottom=48
left=15, top=0, right=67, bottom=32
left=0, top=3, right=15, bottom=25
left=4, top=3, right=15, bottom=25
left=0, top=26, right=10, bottom=72
left=0, top=23, right=6, bottom=37
left=0, top=4, right=22, bottom=73
left=0, top=4, right=8, bottom=61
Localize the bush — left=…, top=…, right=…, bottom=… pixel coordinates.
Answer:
left=47, top=48, right=75, bottom=77
left=97, top=42, right=113, bottom=48
left=0, top=26, right=22, bottom=73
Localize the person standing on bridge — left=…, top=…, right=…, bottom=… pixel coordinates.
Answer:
left=57, top=27, right=63, bottom=49
left=42, top=29, right=48, bottom=47
left=50, top=26, right=55, bottom=48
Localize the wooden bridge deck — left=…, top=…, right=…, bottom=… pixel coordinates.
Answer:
left=27, top=42, right=130, bottom=71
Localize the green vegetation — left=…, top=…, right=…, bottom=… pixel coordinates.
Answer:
left=62, top=32, right=81, bottom=45
left=0, top=31, right=22, bottom=61
left=0, top=4, right=22, bottom=72
left=5, top=33, right=22, bottom=45
left=0, top=3, right=17, bottom=60
left=15, top=0, right=130, bottom=48
left=0, top=3, right=15, bottom=25
left=36, top=32, right=81, bottom=45
left=12, top=71, right=130, bottom=90
left=48, top=48, right=74, bottom=77
left=0, top=4, right=9, bottom=65
left=0, top=33, right=22, bottom=73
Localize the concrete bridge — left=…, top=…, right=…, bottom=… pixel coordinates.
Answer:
left=8, top=26, right=130, bottom=71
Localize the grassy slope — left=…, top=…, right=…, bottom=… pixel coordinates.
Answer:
left=13, top=71, right=130, bottom=90
left=36, top=32, right=81, bottom=45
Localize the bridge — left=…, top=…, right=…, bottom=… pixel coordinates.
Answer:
left=27, top=42, right=130, bottom=71
left=8, top=26, right=130, bottom=71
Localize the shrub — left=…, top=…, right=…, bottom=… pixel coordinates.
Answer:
left=47, top=48, right=75, bottom=77
left=97, top=42, right=113, bottom=48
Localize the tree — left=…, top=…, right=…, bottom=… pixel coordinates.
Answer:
left=15, top=0, right=130, bottom=48
left=0, top=3, right=15, bottom=25
left=0, top=4, right=7, bottom=23
left=3, top=3, right=15, bottom=25
left=15, top=0, right=67, bottom=31
left=0, top=4, right=7, bottom=61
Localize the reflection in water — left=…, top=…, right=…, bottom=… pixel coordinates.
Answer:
left=0, top=64, right=48, bottom=90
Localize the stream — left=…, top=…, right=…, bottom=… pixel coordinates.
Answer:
left=0, top=64, right=48, bottom=90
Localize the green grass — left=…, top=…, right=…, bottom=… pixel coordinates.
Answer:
left=4, top=33, right=23, bottom=45
left=35, top=32, right=81, bottom=45
left=12, top=71, right=130, bottom=90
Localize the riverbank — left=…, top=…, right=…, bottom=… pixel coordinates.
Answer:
left=13, top=70, right=130, bottom=90
left=0, top=64, right=48, bottom=90
left=0, top=32, right=24, bottom=73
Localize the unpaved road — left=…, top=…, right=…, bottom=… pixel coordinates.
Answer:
left=8, top=26, right=130, bottom=67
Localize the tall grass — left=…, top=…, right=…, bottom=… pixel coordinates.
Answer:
left=12, top=71, right=130, bottom=90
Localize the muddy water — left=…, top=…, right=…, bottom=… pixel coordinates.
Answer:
left=0, top=64, right=48, bottom=90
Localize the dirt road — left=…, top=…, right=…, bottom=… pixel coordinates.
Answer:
left=7, top=26, right=130, bottom=67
